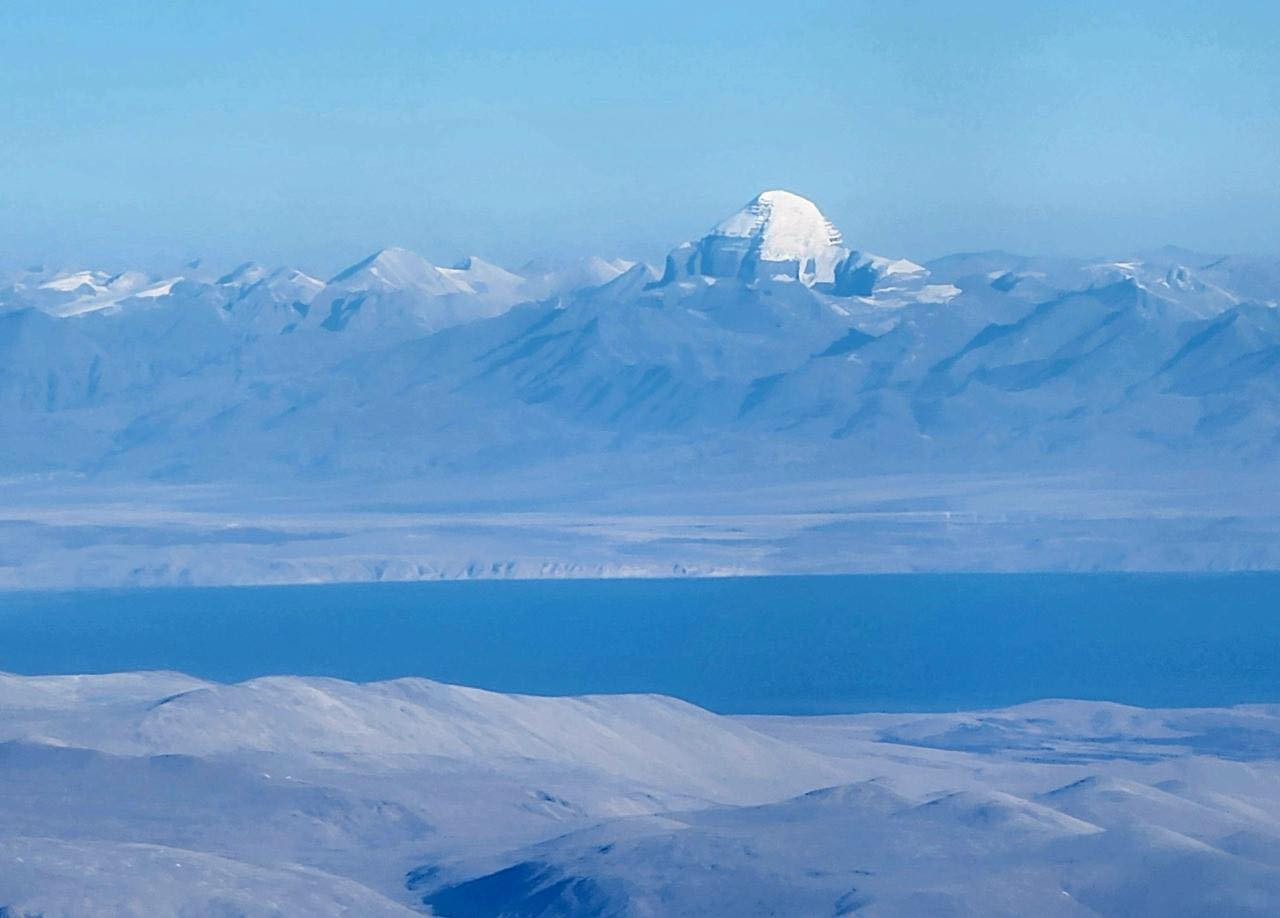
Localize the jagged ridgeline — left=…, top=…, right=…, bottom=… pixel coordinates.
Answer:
left=2, top=190, right=1278, bottom=481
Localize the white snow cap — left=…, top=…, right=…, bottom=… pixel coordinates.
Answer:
left=689, top=190, right=849, bottom=286
left=327, top=247, right=470, bottom=296
left=711, top=189, right=844, bottom=262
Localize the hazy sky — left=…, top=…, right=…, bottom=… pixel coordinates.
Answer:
left=2, top=1, right=1278, bottom=275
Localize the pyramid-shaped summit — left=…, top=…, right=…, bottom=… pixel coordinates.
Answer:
left=683, top=190, right=849, bottom=287
left=712, top=190, right=844, bottom=257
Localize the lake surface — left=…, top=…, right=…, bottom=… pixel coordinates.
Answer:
left=1, top=574, right=1278, bottom=714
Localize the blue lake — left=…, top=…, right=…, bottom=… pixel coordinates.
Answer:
left=1, top=574, right=1277, bottom=714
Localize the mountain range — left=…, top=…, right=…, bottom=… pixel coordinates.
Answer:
left=3, top=188, right=1277, bottom=488
left=2, top=190, right=1280, bottom=583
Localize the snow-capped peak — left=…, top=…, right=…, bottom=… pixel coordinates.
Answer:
left=303, top=247, right=529, bottom=334
left=33, top=269, right=154, bottom=317
left=710, top=189, right=845, bottom=263
left=39, top=270, right=110, bottom=294
left=648, top=190, right=938, bottom=302
left=267, top=267, right=324, bottom=295
left=440, top=256, right=524, bottom=288
left=438, top=256, right=529, bottom=303
left=326, top=247, right=471, bottom=296
left=670, top=190, right=850, bottom=287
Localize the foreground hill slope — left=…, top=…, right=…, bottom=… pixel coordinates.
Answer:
left=2, top=670, right=1280, bottom=915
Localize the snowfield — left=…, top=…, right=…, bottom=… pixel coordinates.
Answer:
left=2, top=671, right=1280, bottom=916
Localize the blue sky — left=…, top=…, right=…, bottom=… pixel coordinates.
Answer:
left=2, top=1, right=1278, bottom=274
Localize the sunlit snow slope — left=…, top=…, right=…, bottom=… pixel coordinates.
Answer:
left=2, top=671, right=1280, bottom=915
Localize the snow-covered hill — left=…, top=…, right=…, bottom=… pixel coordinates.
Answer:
left=2, top=670, right=1279, bottom=915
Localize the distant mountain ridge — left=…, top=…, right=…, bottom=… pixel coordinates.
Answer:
left=1, top=190, right=1277, bottom=482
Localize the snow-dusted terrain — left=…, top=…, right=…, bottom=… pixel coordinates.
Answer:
left=2, top=470, right=1278, bottom=588
left=2, top=670, right=1279, bottom=915
left=2, top=190, right=1278, bottom=585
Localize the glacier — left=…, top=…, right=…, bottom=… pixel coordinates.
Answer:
left=1, top=190, right=1278, bottom=585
